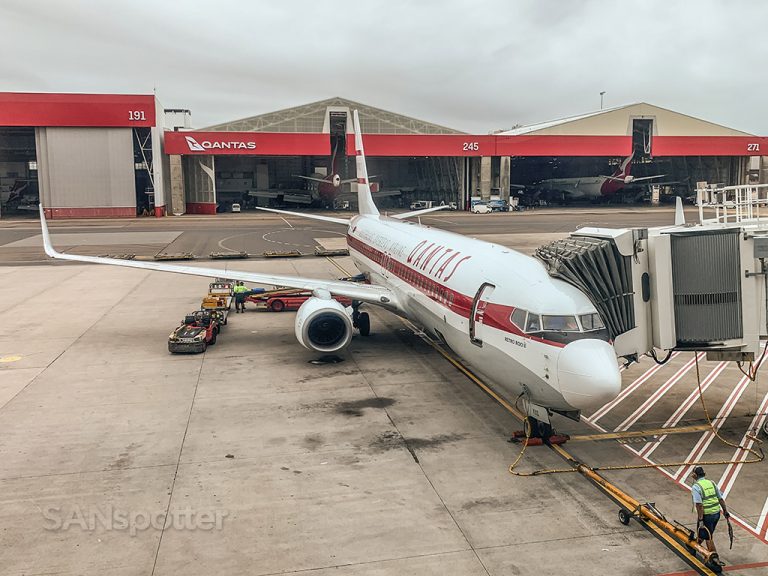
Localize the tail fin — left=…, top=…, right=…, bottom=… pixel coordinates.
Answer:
left=614, top=152, right=634, bottom=179
left=352, top=110, right=379, bottom=216
left=674, top=196, right=685, bottom=225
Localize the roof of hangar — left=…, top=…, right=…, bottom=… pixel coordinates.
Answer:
left=499, top=102, right=753, bottom=137
left=202, top=96, right=466, bottom=134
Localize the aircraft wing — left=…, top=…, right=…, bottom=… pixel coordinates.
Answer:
left=336, top=189, right=401, bottom=200
left=38, top=206, right=397, bottom=308
left=339, top=175, right=377, bottom=185
left=295, top=175, right=328, bottom=184
left=391, top=205, right=451, bottom=219
left=630, top=174, right=667, bottom=183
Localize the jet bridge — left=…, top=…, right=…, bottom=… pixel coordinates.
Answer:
left=536, top=184, right=768, bottom=363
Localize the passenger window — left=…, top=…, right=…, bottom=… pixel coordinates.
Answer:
left=510, top=308, right=526, bottom=330
left=542, top=315, right=580, bottom=332
left=525, top=313, right=541, bottom=333
left=579, top=313, right=605, bottom=331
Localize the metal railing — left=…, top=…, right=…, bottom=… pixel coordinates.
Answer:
left=698, top=183, right=768, bottom=227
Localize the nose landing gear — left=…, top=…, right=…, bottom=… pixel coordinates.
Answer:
left=509, top=417, right=569, bottom=446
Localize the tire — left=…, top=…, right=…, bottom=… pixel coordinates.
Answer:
left=358, top=312, right=370, bottom=336
left=618, top=509, right=631, bottom=526
left=209, top=329, right=218, bottom=345
left=199, top=342, right=207, bottom=353
left=271, top=299, right=285, bottom=312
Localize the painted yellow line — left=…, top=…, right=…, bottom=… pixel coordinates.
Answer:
left=415, top=335, right=716, bottom=575
left=324, top=256, right=352, bottom=277
left=569, top=424, right=712, bottom=442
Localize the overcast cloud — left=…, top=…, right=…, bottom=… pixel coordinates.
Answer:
left=2, top=0, right=767, bottom=134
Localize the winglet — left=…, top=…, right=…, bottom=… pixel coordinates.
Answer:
left=39, top=204, right=61, bottom=258
left=674, top=196, right=686, bottom=226
left=352, top=110, right=379, bottom=217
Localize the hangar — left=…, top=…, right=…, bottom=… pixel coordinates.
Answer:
left=165, top=99, right=768, bottom=214
left=497, top=103, right=767, bottom=203
left=1, top=92, right=767, bottom=217
left=163, top=97, right=468, bottom=214
left=0, top=92, right=166, bottom=218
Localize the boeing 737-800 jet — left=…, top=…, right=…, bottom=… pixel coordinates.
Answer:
left=535, top=153, right=665, bottom=200
left=39, top=110, right=621, bottom=436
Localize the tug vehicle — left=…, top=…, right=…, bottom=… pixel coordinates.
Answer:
left=168, top=310, right=220, bottom=354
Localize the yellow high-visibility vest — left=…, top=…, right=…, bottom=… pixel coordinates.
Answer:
left=696, top=478, right=721, bottom=515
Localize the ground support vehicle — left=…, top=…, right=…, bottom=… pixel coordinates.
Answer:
left=168, top=310, right=220, bottom=354
left=201, top=281, right=233, bottom=324
left=246, top=287, right=352, bottom=312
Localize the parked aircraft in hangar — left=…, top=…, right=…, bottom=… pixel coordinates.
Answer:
left=248, top=140, right=401, bottom=208
left=524, top=153, right=666, bottom=201
left=40, top=111, right=621, bottom=438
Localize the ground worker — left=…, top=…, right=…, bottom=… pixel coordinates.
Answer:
left=690, top=466, right=729, bottom=564
left=233, top=281, right=248, bottom=313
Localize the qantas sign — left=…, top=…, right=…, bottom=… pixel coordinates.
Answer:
left=184, top=136, right=256, bottom=151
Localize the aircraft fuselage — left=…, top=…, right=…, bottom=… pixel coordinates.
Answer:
left=345, top=214, right=621, bottom=414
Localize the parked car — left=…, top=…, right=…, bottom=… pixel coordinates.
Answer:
left=488, top=199, right=509, bottom=212
left=471, top=201, right=491, bottom=214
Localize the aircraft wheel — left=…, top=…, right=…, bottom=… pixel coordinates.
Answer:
left=358, top=312, right=370, bottom=336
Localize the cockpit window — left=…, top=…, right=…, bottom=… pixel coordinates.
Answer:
left=542, top=315, right=580, bottom=332
left=579, top=313, right=605, bottom=331
left=525, top=313, right=541, bottom=333
left=510, top=308, right=526, bottom=330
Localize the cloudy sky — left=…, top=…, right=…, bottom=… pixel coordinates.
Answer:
left=2, top=0, right=767, bottom=134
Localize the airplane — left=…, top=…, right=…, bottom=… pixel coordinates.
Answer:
left=249, top=139, right=399, bottom=208
left=529, top=153, right=665, bottom=200
left=292, top=140, right=361, bottom=203
left=39, top=110, right=621, bottom=438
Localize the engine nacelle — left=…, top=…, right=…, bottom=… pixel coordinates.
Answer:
left=294, top=297, right=353, bottom=353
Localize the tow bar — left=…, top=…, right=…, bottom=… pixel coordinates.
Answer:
left=551, top=444, right=724, bottom=575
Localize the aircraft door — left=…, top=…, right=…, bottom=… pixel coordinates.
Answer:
left=469, top=282, right=495, bottom=347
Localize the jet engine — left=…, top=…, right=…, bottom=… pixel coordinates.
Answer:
left=295, top=296, right=353, bottom=353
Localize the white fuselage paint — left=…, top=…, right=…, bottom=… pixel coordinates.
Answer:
left=538, top=176, right=609, bottom=199
left=344, top=213, right=621, bottom=414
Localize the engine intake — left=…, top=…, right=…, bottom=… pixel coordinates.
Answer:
left=295, top=297, right=353, bottom=353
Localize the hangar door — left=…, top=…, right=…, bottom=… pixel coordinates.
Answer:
left=36, top=127, right=135, bottom=214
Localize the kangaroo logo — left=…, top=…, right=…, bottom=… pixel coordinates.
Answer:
left=185, top=136, right=205, bottom=151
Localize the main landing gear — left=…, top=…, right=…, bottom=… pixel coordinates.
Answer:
left=352, top=302, right=371, bottom=337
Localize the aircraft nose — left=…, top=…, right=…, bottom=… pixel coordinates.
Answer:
left=557, top=339, right=621, bottom=411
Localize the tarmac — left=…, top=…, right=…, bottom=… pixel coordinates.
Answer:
left=1, top=207, right=767, bottom=575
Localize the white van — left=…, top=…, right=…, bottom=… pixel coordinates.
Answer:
left=471, top=201, right=491, bottom=214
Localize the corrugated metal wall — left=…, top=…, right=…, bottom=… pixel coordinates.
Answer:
left=671, top=229, right=743, bottom=344
left=36, top=127, right=135, bottom=208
